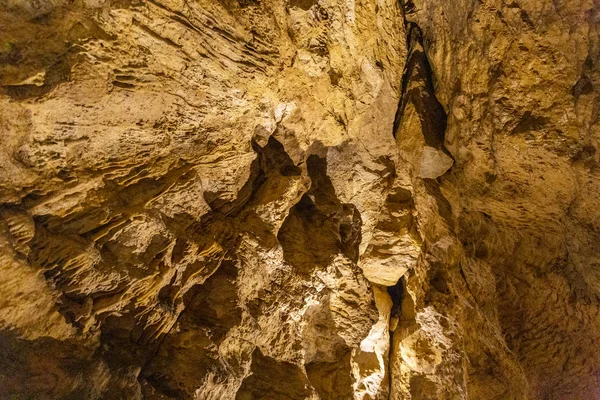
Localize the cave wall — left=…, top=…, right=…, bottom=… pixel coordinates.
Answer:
left=0, top=0, right=599, bottom=399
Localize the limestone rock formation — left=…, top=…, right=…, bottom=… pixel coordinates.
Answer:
left=0, top=0, right=599, bottom=399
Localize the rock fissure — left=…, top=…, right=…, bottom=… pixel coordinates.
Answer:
left=386, top=276, right=405, bottom=399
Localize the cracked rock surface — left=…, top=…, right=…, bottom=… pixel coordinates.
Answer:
left=0, top=0, right=599, bottom=399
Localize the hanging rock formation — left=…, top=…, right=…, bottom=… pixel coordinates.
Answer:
left=0, top=0, right=599, bottom=399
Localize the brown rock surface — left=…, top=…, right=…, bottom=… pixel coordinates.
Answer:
left=0, top=0, right=599, bottom=399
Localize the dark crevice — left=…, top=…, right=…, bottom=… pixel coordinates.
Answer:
left=387, top=276, right=405, bottom=400
left=393, top=22, right=448, bottom=153
left=388, top=276, right=405, bottom=320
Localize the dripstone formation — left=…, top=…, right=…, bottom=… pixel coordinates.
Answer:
left=0, top=0, right=599, bottom=399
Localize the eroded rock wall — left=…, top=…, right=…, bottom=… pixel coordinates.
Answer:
left=0, top=0, right=599, bottom=399
left=389, top=1, right=600, bottom=399
left=0, top=0, right=404, bottom=398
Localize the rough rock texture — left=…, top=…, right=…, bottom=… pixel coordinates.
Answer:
left=0, top=0, right=599, bottom=399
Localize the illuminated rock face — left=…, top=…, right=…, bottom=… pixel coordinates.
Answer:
left=0, top=0, right=599, bottom=399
